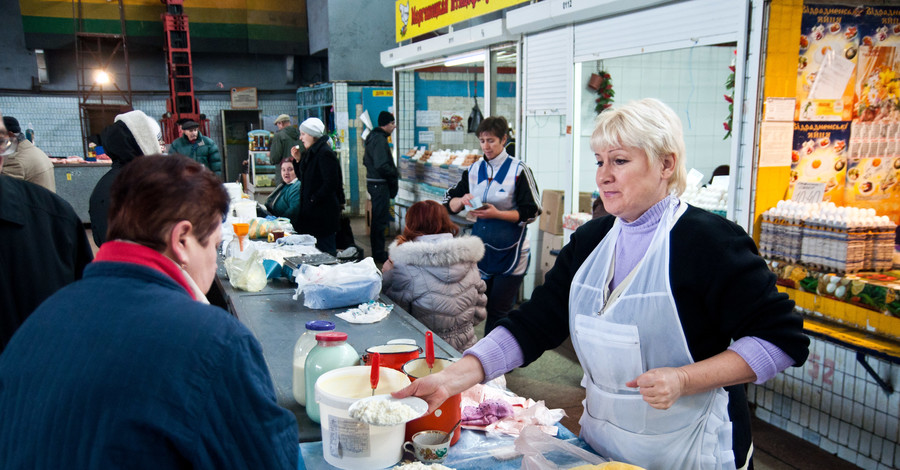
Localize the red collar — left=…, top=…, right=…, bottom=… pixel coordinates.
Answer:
left=94, top=240, right=196, bottom=300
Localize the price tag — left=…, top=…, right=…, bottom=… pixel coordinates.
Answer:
left=66, top=173, right=72, bottom=181
left=791, top=182, right=826, bottom=203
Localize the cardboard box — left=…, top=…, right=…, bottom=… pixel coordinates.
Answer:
left=579, top=192, right=594, bottom=214
left=539, top=189, right=565, bottom=235
left=538, top=231, right=564, bottom=274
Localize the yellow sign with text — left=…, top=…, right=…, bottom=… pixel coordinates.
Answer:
left=395, top=0, right=529, bottom=42
left=373, top=90, right=394, bottom=97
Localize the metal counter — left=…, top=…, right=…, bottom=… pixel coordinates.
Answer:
left=53, top=163, right=111, bottom=222
left=212, top=265, right=460, bottom=442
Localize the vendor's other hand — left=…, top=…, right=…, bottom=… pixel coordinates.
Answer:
left=626, top=367, right=689, bottom=410
left=392, top=373, right=453, bottom=415
left=470, top=203, right=497, bottom=219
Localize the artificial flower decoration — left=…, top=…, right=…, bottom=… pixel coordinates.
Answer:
left=723, top=50, right=736, bottom=139
left=589, top=69, right=615, bottom=114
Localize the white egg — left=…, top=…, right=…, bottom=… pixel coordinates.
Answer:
left=835, top=285, right=846, bottom=298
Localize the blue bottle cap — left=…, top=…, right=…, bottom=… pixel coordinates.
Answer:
left=305, top=320, right=335, bottom=331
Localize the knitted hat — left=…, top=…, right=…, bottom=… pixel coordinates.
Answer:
left=181, top=120, right=199, bottom=130
left=274, top=114, right=291, bottom=124
left=299, top=117, right=325, bottom=138
left=378, top=111, right=395, bottom=127
left=2, top=116, right=21, bottom=134
left=114, top=110, right=161, bottom=157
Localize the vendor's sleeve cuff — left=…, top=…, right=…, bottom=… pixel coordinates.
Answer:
left=729, top=336, right=794, bottom=384
left=463, top=327, right=525, bottom=383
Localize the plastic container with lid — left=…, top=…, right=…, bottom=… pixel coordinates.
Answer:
left=304, top=332, right=359, bottom=423
left=292, top=320, right=335, bottom=406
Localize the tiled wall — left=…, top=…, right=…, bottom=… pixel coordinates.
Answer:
left=750, top=334, right=900, bottom=469
left=577, top=47, right=735, bottom=193
left=0, top=94, right=297, bottom=159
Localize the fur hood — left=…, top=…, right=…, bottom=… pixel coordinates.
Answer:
left=388, top=235, right=484, bottom=267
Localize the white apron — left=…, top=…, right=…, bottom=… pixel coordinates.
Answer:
left=569, top=199, right=736, bottom=470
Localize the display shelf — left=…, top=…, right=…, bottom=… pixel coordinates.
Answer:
left=248, top=130, right=276, bottom=198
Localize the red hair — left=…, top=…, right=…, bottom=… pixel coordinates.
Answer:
left=396, top=200, right=458, bottom=244
left=107, top=154, right=229, bottom=252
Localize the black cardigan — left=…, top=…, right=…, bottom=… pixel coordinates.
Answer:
left=498, top=205, right=809, bottom=466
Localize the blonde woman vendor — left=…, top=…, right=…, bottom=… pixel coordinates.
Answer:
left=397, top=99, right=809, bottom=469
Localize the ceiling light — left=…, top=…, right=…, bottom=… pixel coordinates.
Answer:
left=444, top=52, right=485, bottom=67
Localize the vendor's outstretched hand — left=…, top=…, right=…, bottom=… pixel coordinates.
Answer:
left=626, top=367, right=689, bottom=410
left=392, top=374, right=451, bottom=415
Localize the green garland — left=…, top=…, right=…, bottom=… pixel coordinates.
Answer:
left=723, top=52, right=735, bottom=140
left=594, top=70, right=615, bottom=114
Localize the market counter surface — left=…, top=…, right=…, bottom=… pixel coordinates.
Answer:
left=212, top=263, right=461, bottom=442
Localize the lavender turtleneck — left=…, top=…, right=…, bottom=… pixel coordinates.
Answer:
left=466, top=196, right=793, bottom=385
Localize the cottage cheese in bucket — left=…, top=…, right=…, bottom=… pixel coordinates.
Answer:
left=315, top=366, right=412, bottom=469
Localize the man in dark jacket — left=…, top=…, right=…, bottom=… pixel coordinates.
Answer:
left=269, top=114, right=299, bottom=185
left=170, top=120, right=221, bottom=177
left=363, top=111, right=398, bottom=263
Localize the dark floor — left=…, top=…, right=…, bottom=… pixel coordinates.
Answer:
left=346, top=216, right=861, bottom=470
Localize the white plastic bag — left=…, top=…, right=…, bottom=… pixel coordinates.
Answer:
left=516, top=425, right=606, bottom=470
left=224, top=244, right=267, bottom=292
left=293, top=257, right=382, bottom=309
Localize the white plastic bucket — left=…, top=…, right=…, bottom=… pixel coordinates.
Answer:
left=233, top=200, right=256, bottom=220
left=315, top=366, right=412, bottom=469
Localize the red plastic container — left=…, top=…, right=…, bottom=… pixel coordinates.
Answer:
left=402, top=357, right=461, bottom=446
left=362, top=344, right=422, bottom=371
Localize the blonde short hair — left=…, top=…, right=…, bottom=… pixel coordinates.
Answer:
left=590, top=98, right=687, bottom=196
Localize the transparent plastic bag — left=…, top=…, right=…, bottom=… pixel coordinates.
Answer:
left=293, top=257, right=381, bottom=309
left=516, top=426, right=606, bottom=470
left=224, top=244, right=267, bottom=292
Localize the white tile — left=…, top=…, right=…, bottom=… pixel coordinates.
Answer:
left=838, top=444, right=859, bottom=464
left=850, top=425, right=861, bottom=448
left=865, top=406, right=877, bottom=433
left=839, top=421, right=851, bottom=445
left=820, top=436, right=838, bottom=454
left=871, top=435, right=884, bottom=460
left=880, top=439, right=895, bottom=467
left=829, top=417, right=842, bottom=441
left=875, top=411, right=887, bottom=437
left=857, top=454, right=879, bottom=470
left=800, top=404, right=810, bottom=427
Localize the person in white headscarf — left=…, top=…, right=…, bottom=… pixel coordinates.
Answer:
left=291, top=117, right=344, bottom=255
left=88, top=110, right=163, bottom=246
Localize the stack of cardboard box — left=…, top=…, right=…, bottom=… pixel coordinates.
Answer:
left=536, top=190, right=597, bottom=287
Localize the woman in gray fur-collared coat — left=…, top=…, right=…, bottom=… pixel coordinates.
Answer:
left=382, top=201, right=487, bottom=351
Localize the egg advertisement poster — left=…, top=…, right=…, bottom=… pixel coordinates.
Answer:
left=789, top=121, right=851, bottom=203
left=853, top=6, right=900, bottom=123
left=797, top=4, right=863, bottom=121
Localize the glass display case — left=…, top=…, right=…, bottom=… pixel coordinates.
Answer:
left=248, top=129, right=275, bottom=195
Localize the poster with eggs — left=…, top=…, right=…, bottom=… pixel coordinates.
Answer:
left=797, top=4, right=862, bottom=121
left=788, top=121, right=851, bottom=203
left=853, top=6, right=900, bottom=123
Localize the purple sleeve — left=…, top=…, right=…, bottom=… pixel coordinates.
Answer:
left=728, top=336, right=795, bottom=384
left=463, top=326, right=525, bottom=383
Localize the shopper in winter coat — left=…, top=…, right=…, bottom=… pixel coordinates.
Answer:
left=293, top=117, right=344, bottom=255
left=170, top=120, right=221, bottom=177
left=382, top=200, right=487, bottom=351
left=0, top=155, right=298, bottom=469
left=1, top=116, right=55, bottom=192
left=269, top=114, right=300, bottom=185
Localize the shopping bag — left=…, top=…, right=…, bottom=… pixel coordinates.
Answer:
left=293, top=257, right=382, bottom=309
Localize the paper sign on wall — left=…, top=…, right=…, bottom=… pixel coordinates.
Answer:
left=418, top=131, right=435, bottom=143
left=441, top=131, right=464, bottom=145
left=416, top=110, right=440, bottom=127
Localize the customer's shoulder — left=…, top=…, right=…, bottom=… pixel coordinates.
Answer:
left=1, top=174, right=78, bottom=220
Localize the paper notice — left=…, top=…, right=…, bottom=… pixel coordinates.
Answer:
left=441, top=130, right=464, bottom=145
left=416, top=110, right=440, bottom=127
left=764, top=98, right=796, bottom=121
left=759, top=122, right=794, bottom=167
left=418, top=131, right=434, bottom=143
left=808, top=54, right=855, bottom=101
